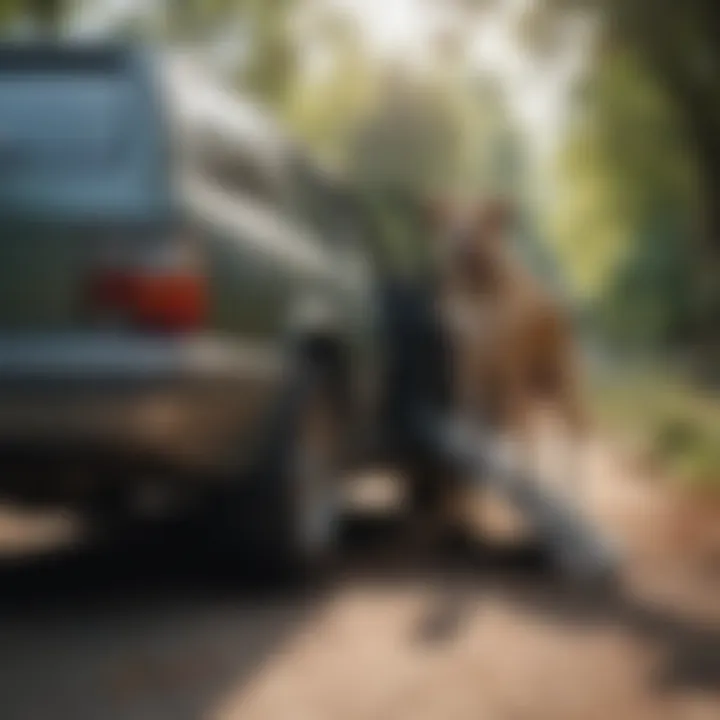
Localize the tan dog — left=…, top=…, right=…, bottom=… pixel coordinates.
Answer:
left=434, top=198, right=587, bottom=487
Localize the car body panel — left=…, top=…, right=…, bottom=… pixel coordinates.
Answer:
left=0, top=45, right=383, bottom=505
left=0, top=334, right=281, bottom=473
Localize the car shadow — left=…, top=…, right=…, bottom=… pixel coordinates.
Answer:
left=0, top=511, right=333, bottom=720
left=0, top=511, right=717, bottom=720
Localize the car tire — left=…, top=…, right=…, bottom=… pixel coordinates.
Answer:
left=243, top=359, right=345, bottom=582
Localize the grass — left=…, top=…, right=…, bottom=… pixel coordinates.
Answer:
left=590, top=364, right=720, bottom=491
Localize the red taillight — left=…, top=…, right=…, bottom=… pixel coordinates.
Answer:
left=87, top=238, right=207, bottom=333
left=131, top=272, right=207, bottom=331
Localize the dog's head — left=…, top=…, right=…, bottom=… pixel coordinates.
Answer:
left=429, top=197, right=515, bottom=292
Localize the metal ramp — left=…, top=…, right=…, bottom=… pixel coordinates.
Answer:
left=418, top=414, right=619, bottom=583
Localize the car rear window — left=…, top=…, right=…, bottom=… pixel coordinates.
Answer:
left=0, top=75, right=131, bottom=171
left=0, top=45, right=167, bottom=220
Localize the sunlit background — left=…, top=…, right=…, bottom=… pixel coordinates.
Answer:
left=1, top=1, right=720, bottom=719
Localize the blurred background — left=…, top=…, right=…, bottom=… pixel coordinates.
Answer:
left=2, top=0, right=720, bottom=489
left=0, top=2, right=719, bottom=719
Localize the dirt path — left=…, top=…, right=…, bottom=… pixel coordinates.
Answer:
left=0, top=443, right=718, bottom=720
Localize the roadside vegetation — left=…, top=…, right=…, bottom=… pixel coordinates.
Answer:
left=591, top=364, right=720, bottom=491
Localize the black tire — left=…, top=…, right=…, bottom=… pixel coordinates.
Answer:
left=244, top=360, right=345, bottom=582
left=82, top=489, right=138, bottom=539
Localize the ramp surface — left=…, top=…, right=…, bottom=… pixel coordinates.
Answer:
left=422, top=416, right=619, bottom=583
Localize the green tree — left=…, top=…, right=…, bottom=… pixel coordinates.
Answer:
left=349, top=71, right=466, bottom=196
left=284, top=8, right=378, bottom=164
left=550, top=50, right=702, bottom=348
left=0, top=0, right=65, bottom=29
left=520, top=0, right=720, bottom=290
left=0, top=0, right=22, bottom=26
left=147, top=0, right=298, bottom=110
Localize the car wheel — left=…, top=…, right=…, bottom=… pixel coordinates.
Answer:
left=247, top=361, right=345, bottom=581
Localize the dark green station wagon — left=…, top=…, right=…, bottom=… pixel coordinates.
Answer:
left=0, top=43, right=384, bottom=575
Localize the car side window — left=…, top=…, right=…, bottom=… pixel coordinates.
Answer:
left=186, top=123, right=281, bottom=210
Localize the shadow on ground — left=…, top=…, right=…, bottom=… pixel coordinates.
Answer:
left=0, top=510, right=717, bottom=719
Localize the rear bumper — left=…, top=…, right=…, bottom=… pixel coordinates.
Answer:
left=0, top=334, right=281, bottom=494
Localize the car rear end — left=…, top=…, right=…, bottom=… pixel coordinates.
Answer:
left=0, top=43, right=256, bottom=508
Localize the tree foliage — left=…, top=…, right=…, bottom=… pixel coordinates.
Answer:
left=523, top=0, right=720, bottom=258
left=0, top=0, right=22, bottom=25
left=551, top=49, right=703, bottom=348
left=0, top=0, right=64, bottom=29
left=514, top=0, right=720, bottom=351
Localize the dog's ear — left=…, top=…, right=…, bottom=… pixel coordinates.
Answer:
left=478, top=197, right=515, bottom=241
